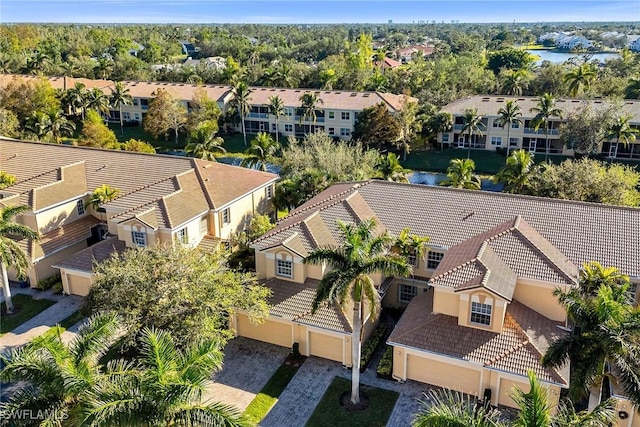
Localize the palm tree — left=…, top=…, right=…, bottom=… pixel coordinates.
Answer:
left=542, top=262, right=640, bottom=409
left=496, top=100, right=522, bottom=157
left=0, top=205, right=40, bottom=314
left=86, top=87, right=110, bottom=116
left=510, top=371, right=551, bottom=427
left=83, top=327, right=249, bottom=427
left=25, top=111, right=53, bottom=141
left=241, top=132, right=280, bottom=171
left=110, top=81, right=133, bottom=136
left=393, top=228, right=429, bottom=274
left=299, top=92, right=324, bottom=134
left=86, top=185, right=120, bottom=238
left=604, top=115, right=638, bottom=159
left=0, top=313, right=122, bottom=424
left=376, top=152, right=409, bottom=182
left=429, top=111, right=453, bottom=152
left=0, top=171, right=16, bottom=189
left=440, top=158, right=481, bottom=190
left=413, top=388, right=506, bottom=427
left=46, top=108, right=76, bottom=143
left=530, top=93, right=563, bottom=162
left=185, top=121, right=226, bottom=161
left=25, top=50, right=50, bottom=75
left=461, top=107, right=485, bottom=159
left=492, top=149, right=535, bottom=194
left=552, top=399, right=617, bottom=427
left=500, top=69, right=531, bottom=96
left=66, top=82, right=89, bottom=120
left=231, top=81, right=253, bottom=147
left=564, top=64, right=597, bottom=97
left=304, top=219, right=410, bottom=405
left=267, top=95, right=285, bottom=143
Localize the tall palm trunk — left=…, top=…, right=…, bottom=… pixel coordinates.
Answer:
left=588, top=365, right=605, bottom=411
left=544, top=125, right=549, bottom=162
left=351, top=300, right=363, bottom=404
left=467, top=130, right=472, bottom=159
left=274, top=116, right=279, bottom=143
left=119, top=104, right=124, bottom=136
left=241, top=116, right=247, bottom=146
left=1, top=262, right=14, bottom=314
left=506, top=124, right=512, bottom=157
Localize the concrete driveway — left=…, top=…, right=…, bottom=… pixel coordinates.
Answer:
left=204, top=337, right=290, bottom=412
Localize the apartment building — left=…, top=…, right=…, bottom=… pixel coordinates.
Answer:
left=0, top=138, right=277, bottom=295
left=0, top=74, right=415, bottom=141
left=247, top=180, right=639, bottom=423
left=440, top=95, right=640, bottom=159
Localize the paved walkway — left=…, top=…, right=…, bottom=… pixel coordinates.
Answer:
left=204, top=337, right=290, bottom=412
left=261, top=355, right=432, bottom=427
left=0, top=287, right=84, bottom=353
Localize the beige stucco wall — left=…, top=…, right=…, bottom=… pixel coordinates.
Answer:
left=31, top=241, right=88, bottom=285
left=61, top=270, right=93, bottom=296
left=309, top=331, right=343, bottom=362
left=513, top=279, right=569, bottom=322
left=432, top=287, right=460, bottom=316
left=457, top=290, right=507, bottom=333
left=213, top=184, right=274, bottom=240
left=259, top=248, right=305, bottom=283
left=117, top=220, right=159, bottom=248
left=35, top=198, right=86, bottom=234
left=236, top=313, right=293, bottom=348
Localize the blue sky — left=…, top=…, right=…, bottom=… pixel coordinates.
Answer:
left=1, top=1, right=638, bottom=24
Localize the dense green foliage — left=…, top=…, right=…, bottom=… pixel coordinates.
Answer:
left=376, top=346, right=394, bottom=379
left=86, top=244, right=271, bottom=348
left=359, top=323, right=388, bottom=372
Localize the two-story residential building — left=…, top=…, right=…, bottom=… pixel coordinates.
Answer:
left=0, top=75, right=415, bottom=141
left=0, top=138, right=277, bottom=296
left=247, top=180, right=639, bottom=421
left=440, top=95, right=640, bottom=159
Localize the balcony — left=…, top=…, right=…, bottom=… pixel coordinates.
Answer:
left=453, top=124, right=464, bottom=131
left=524, top=128, right=559, bottom=136
left=248, top=112, right=268, bottom=119
left=294, top=116, right=325, bottom=123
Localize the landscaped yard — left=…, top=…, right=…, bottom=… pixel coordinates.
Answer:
left=243, top=357, right=304, bottom=425
left=305, top=377, right=399, bottom=427
left=0, top=294, right=56, bottom=335
left=57, top=310, right=86, bottom=330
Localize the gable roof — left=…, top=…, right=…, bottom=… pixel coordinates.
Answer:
left=253, top=181, right=640, bottom=279
left=429, top=216, right=578, bottom=299
left=53, top=237, right=127, bottom=273
left=0, top=139, right=277, bottom=228
left=388, top=289, right=567, bottom=385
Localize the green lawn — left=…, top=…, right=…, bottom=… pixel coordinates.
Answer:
left=0, top=294, right=56, bottom=335
left=305, top=377, right=399, bottom=427
left=57, top=310, right=86, bottom=330
left=106, top=123, right=189, bottom=149
left=243, top=358, right=304, bottom=425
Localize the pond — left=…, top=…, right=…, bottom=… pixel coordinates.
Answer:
left=526, top=49, right=619, bottom=65
left=407, top=171, right=504, bottom=192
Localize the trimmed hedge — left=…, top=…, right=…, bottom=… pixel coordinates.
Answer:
left=35, top=273, right=62, bottom=291
left=360, top=323, right=388, bottom=373
left=376, top=346, right=393, bottom=380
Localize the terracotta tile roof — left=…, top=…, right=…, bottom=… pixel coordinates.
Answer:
left=192, top=159, right=277, bottom=209
left=0, top=74, right=416, bottom=113
left=265, top=278, right=352, bottom=333
left=196, top=235, right=221, bottom=252
left=429, top=216, right=578, bottom=299
left=53, top=237, right=126, bottom=273
left=18, top=216, right=101, bottom=261
left=388, top=289, right=567, bottom=385
left=0, top=139, right=276, bottom=230
left=255, top=181, right=639, bottom=278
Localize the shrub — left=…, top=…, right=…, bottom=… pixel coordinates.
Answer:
left=292, top=342, right=300, bottom=357
left=376, top=346, right=394, bottom=379
left=35, top=274, right=62, bottom=291
left=52, top=281, right=63, bottom=295
left=360, top=323, right=388, bottom=372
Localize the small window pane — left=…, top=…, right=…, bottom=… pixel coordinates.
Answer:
left=76, top=199, right=85, bottom=215
left=471, top=301, right=492, bottom=326
left=427, top=251, right=444, bottom=269
left=276, top=259, right=292, bottom=278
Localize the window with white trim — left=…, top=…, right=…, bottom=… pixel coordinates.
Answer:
left=276, top=254, right=293, bottom=278
left=340, top=128, right=351, bottom=137
left=328, top=111, right=335, bottom=119
left=76, top=199, right=85, bottom=216
left=471, top=301, right=492, bottom=326
left=284, top=124, right=293, bottom=132
left=399, top=284, right=418, bottom=303
left=509, top=137, right=519, bottom=147
left=492, top=119, right=501, bottom=128
left=442, top=133, right=449, bottom=142
left=511, top=122, right=520, bottom=129
left=132, top=231, right=147, bottom=247
left=427, top=251, right=444, bottom=269
left=176, top=227, right=188, bottom=244
left=123, top=112, right=131, bottom=120
left=222, top=208, right=230, bottom=224
left=284, top=108, right=293, bottom=117
left=341, top=111, right=350, bottom=120
left=266, top=185, right=273, bottom=199
left=328, top=127, right=335, bottom=135
left=490, top=136, right=502, bottom=146
left=407, top=249, right=418, bottom=267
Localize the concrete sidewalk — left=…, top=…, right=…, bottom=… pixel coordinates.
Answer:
left=0, top=287, right=84, bottom=353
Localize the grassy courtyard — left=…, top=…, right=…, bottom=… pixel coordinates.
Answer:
left=305, top=377, right=399, bottom=427
left=0, top=294, right=56, bottom=335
